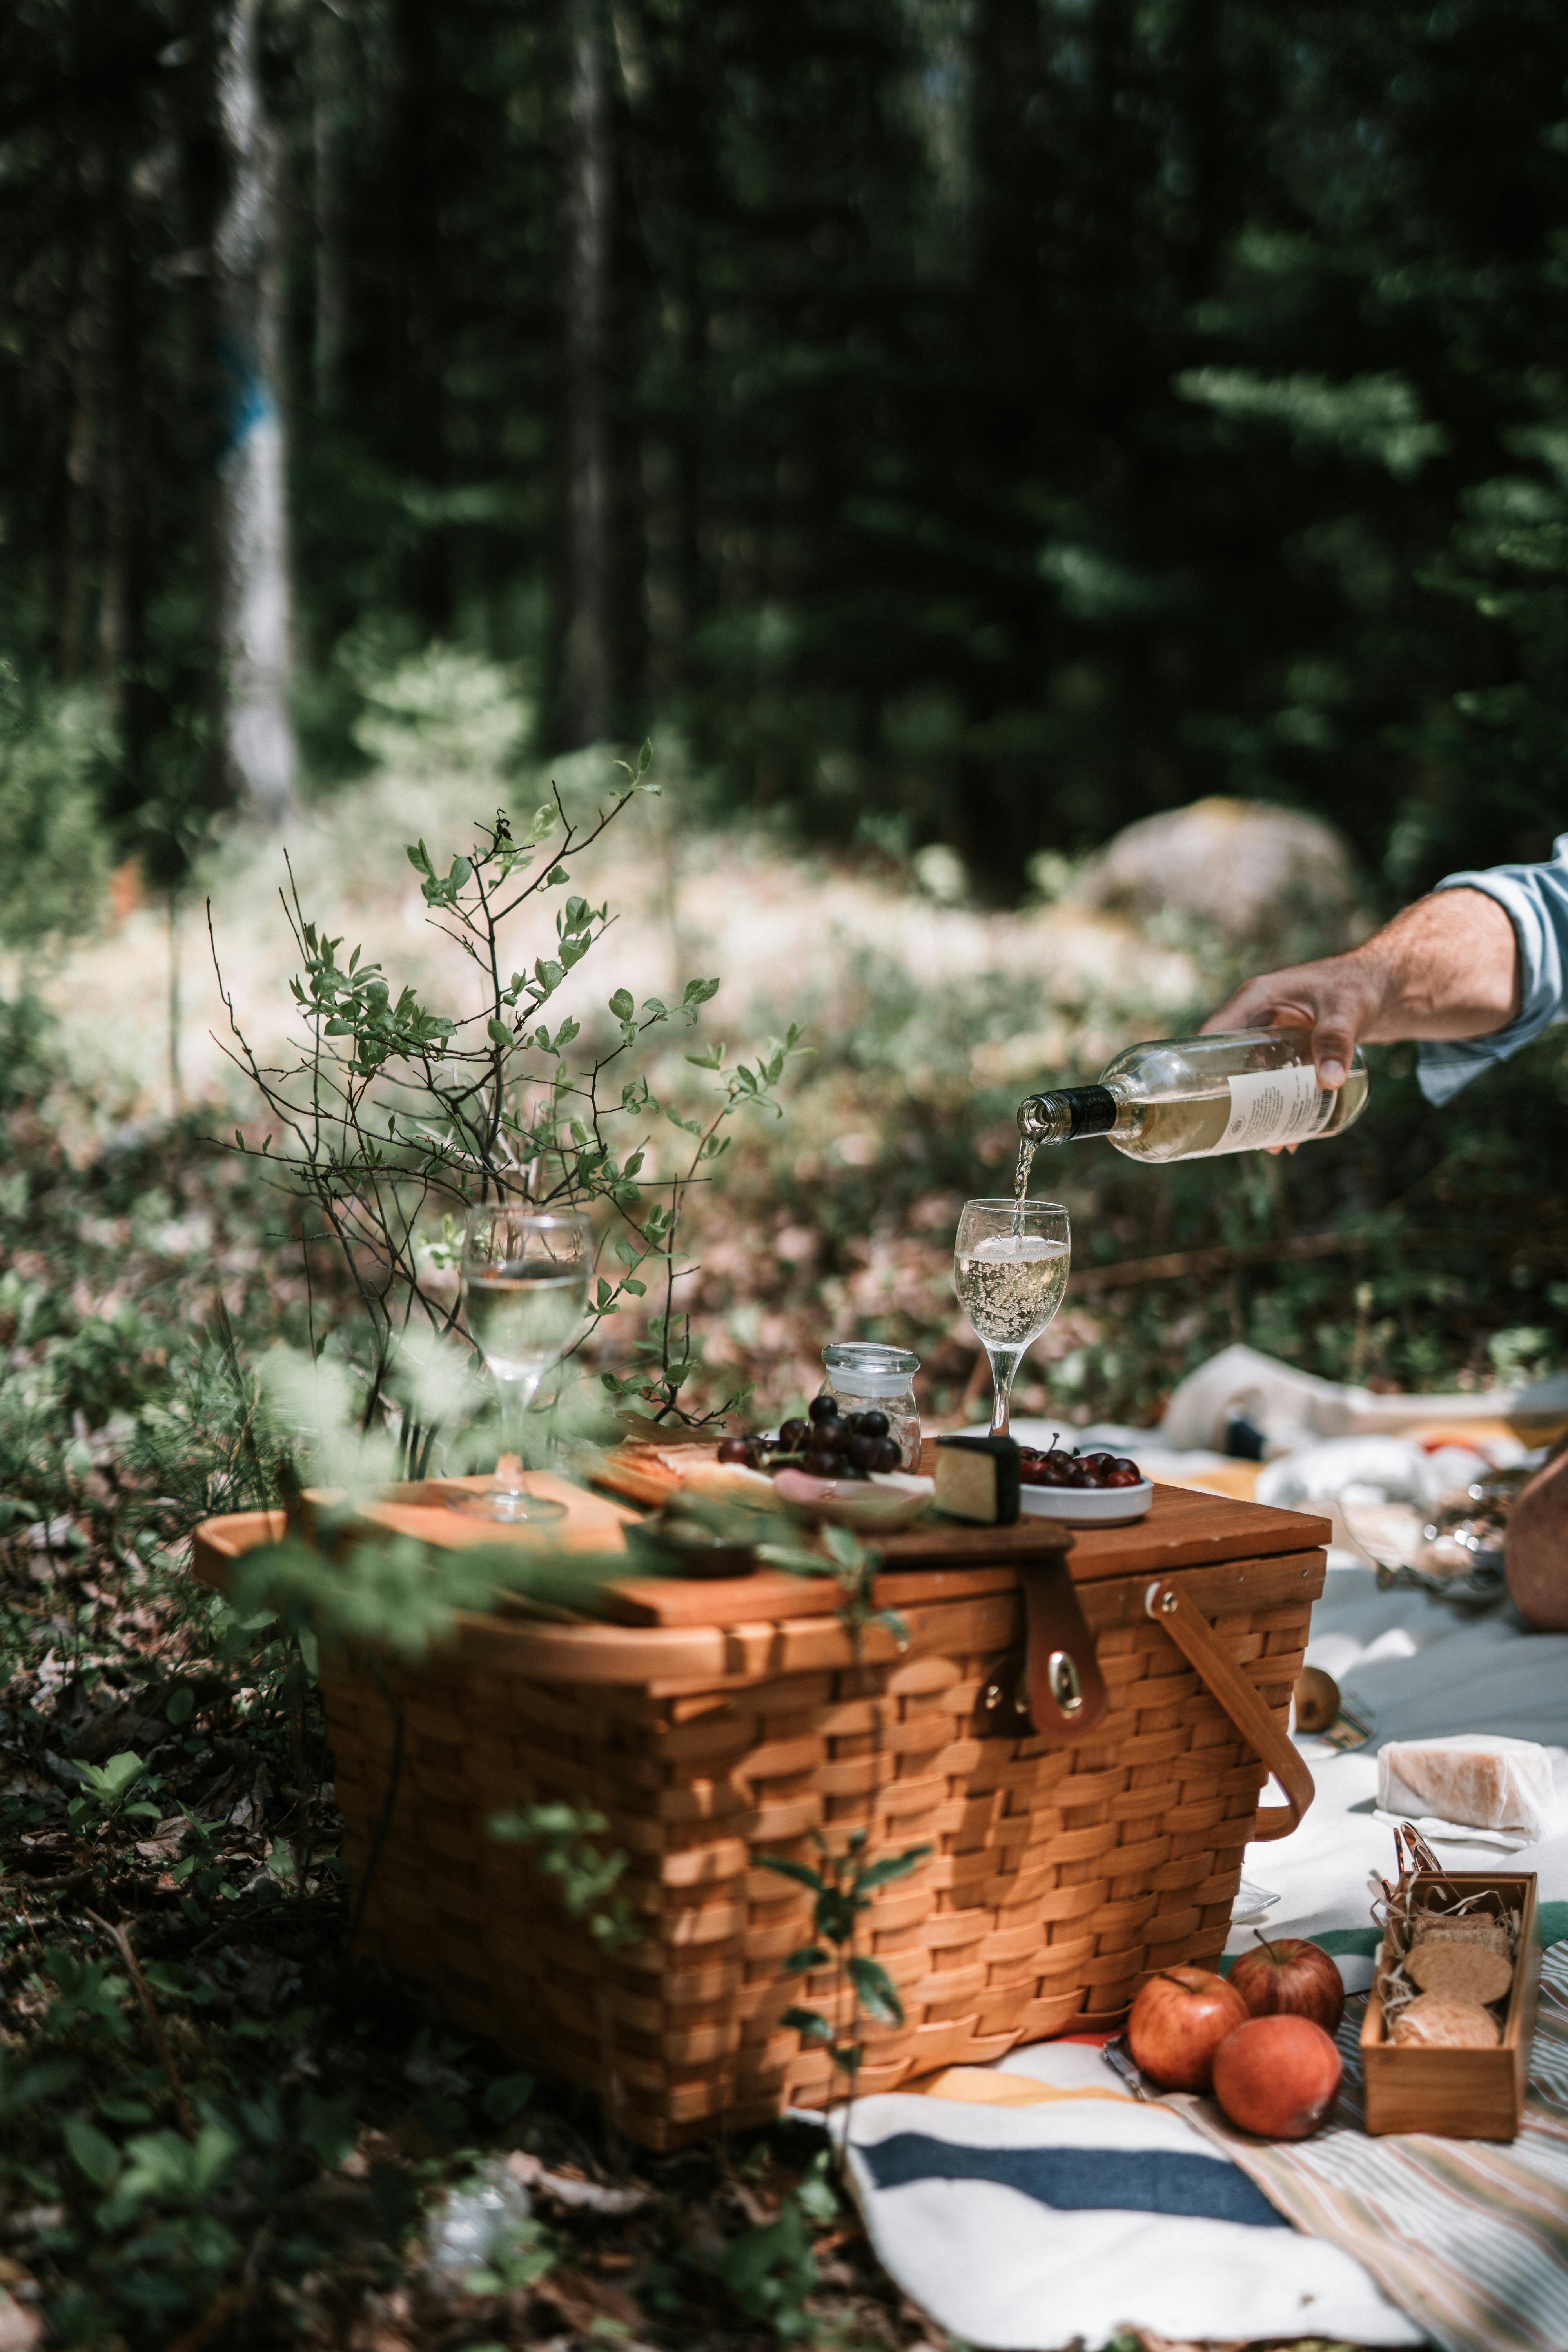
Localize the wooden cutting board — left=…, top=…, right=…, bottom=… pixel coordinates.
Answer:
left=305, top=1465, right=1330, bottom=1630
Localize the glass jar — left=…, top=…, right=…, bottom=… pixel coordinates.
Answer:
left=817, top=1342, right=921, bottom=1470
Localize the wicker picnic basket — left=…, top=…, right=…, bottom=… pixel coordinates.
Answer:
left=193, top=1467, right=1327, bottom=2150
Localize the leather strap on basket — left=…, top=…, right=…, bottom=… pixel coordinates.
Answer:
left=1144, top=1577, right=1314, bottom=1841
left=979, top=1560, right=1109, bottom=1742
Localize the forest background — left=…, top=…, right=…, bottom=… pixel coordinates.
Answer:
left=5, top=3, right=1568, bottom=2350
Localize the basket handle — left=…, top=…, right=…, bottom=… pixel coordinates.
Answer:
left=1143, top=1577, right=1314, bottom=1842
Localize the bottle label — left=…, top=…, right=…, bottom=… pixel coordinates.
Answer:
left=1215, top=1062, right=1325, bottom=1154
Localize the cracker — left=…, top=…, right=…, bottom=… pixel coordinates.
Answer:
left=1411, top=1914, right=1510, bottom=1956
left=1406, top=1939, right=1513, bottom=2004
left=1389, top=1991, right=1501, bottom=2049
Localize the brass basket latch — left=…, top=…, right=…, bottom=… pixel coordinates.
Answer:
left=978, top=1560, right=1109, bottom=1741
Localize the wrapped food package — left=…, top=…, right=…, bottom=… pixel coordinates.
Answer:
left=1377, top=1734, right=1556, bottom=1840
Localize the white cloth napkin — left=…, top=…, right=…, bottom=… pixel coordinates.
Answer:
left=1370, top=1808, right=1534, bottom=1852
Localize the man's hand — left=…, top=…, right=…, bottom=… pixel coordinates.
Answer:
left=1201, top=887, right=1521, bottom=1087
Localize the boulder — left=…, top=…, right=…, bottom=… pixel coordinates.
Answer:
left=1075, top=796, right=1359, bottom=946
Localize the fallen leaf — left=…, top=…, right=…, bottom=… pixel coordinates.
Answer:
left=505, top=2149, right=653, bottom=2216
left=531, top=2267, right=642, bottom=2334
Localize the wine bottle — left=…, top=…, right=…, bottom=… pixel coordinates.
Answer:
left=1017, top=1027, right=1369, bottom=1166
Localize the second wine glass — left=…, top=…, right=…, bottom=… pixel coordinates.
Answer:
left=452, top=1203, right=594, bottom=1523
left=953, top=1198, right=1071, bottom=1438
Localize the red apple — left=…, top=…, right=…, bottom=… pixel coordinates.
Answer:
left=1228, top=1932, right=1345, bottom=2036
left=1126, top=1966, right=1249, bottom=2092
left=1212, top=2013, right=1343, bottom=2139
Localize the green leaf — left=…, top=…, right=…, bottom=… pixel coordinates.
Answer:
left=846, top=1953, right=906, bottom=2025
left=63, top=2116, right=122, bottom=2190
left=820, top=1523, right=866, bottom=1573
left=682, top=975, right=720, bottom=1006
left=165, top=1687, right=194, bottom=1726
left=481, top=2071, right=535, bottom=2124
left=608, top=987, right=635, bottom=1021
left=487, top=1016, right=514, bottom=1049
left=0, top=2057, right=78, bottom=2117
left=795, top=2150, right=839, bottom=2224
left=755, top=1854, right=826, bottom=1893
left=784, top=1944, right=828, bottom=1973
left=854, top=1844, right=932, bottom=1893
left=72, top=1751, right=145, bottom=1807
left=782, top=2007, right=834, bottom=2042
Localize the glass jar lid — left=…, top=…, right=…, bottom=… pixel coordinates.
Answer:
left=822, top=1341, right=920, bottom=1397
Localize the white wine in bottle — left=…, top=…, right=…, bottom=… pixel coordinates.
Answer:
left=1017, top=1027, right=1370, bottom=1167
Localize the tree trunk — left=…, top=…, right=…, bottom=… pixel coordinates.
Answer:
left=312, top=0, right=349, bottom=415
left=557, top=0, right=614, bottom=747
left=212, top=0, right=298, bottom=827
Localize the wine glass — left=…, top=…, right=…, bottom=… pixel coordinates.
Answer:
left=450, top=1203, right=594, bottom=1522
left=953, top=1198, right=1071, bottom=1438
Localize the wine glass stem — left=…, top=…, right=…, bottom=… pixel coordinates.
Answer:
left=494, top=1369, right=542, bottom=1494
left=986, top=1346, right=1024, bottom=1437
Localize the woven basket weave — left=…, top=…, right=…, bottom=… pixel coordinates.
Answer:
left=195, top=1487, right=1324, bottom=2149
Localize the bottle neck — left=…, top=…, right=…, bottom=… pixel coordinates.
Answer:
left=1017, top=1085, right=1118, bottom=1146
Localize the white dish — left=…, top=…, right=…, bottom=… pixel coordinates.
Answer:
left=773, top=1468, right=934, bottom=1531
left=1019, top=1478, right=1154, bottom=1525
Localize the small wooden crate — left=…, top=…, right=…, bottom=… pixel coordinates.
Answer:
left=1360, top=1870, right=1540, bottom=2140
left=193, top=1474, right=1327, bottom=2149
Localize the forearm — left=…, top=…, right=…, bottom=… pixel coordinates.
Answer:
left=1352, top=889, right=1521, bottom=1040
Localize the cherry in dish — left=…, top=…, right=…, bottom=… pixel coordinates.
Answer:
left=1018, top=1439, right=1142, bottom=1491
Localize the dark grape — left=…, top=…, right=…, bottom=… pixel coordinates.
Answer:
left=717, top=1437, right=754, bottom=1465
left=777, top=1417, right=809, bottom=1450
left=1112, top=1457, right=1140, bottom=1477
left=1064, top=1464, right=1094, bottom=1487
left=847, top=1434, right=878, bottom=1471
left=808, top=1394, right=842, bottom=1425
left=1104, top=1466, right=1141, bottom=1488
left=1035, top=1460, right=1069, bottom=1486
left=805, top=1450, right=845, bottom=1480
left=857, top=1409, right=890, bottom=1439
left=870, top=1438, right=902, bottom=1472
left=1083, top=1452, right=1115, bottom=1474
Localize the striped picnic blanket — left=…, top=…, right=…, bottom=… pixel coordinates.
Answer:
left=1173, top=1938, right=1568, bottom=2352
left=828, top=2034, right=1423, bottom=2349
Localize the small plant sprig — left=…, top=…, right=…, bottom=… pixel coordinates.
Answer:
left=760, top=1828, right=931, bottom=2094
left=212, top=744, right=807, bottom=1428
left=486, top=1798, right=637, bottom=1953
left=65, top=1750, right=155, bottom=1835
left=801, top=1521, right=909, bottom=1648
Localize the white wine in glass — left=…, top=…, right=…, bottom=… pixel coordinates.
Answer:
left=954, top=1198, right=1070, bottom=1437
left=452, top=1205, right=593, bottom=1523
